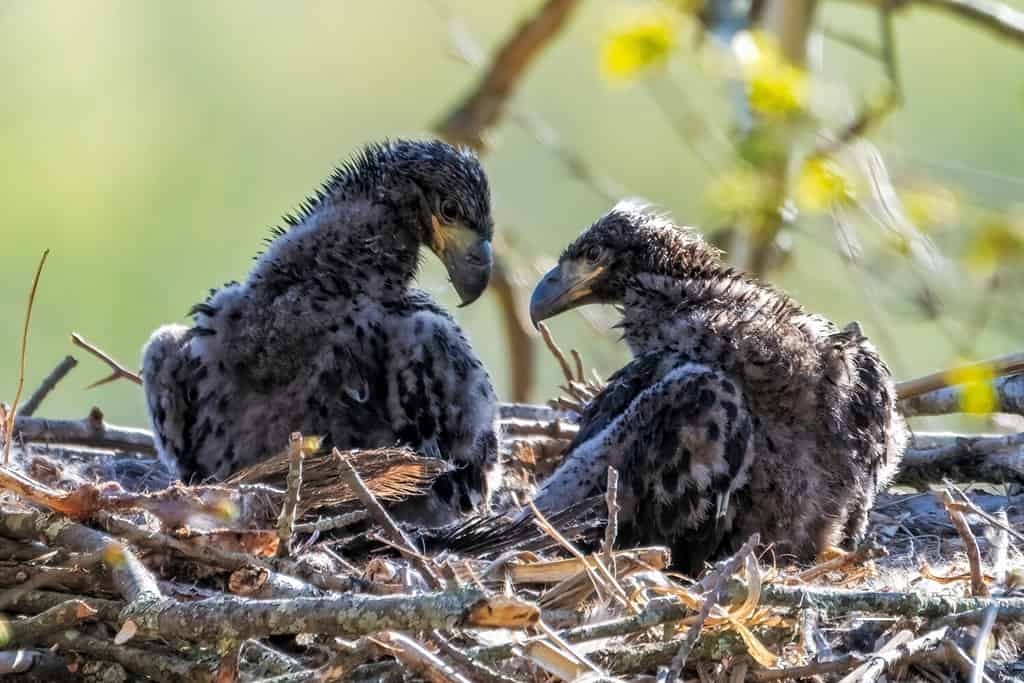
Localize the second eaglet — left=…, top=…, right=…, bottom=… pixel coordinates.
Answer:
left=529, top=201, right=907, bottom=574
left=142, top=139, right=500, bottom=526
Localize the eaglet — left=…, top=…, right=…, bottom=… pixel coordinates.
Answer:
left=142, top=139, right=501, bottom=526
left=528, top=201, right=907, bottom=574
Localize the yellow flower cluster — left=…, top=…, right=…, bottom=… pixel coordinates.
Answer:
left=601, top=6, right=678, bottom=81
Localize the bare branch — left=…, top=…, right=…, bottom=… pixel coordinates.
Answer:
left=275, top=432, right=304, bottom=559
left=69, top=332, right=142, bottom=388
left=434, top=0, right=580, bottom=148
left=902, top=373, right=1024, bottom=417
left=0, top=599, right=97, bottom=647
left=941, top=488, right=989, bottom=597
left=846, top=0, right=1024, bottom=48
left=14, top=409, right=156, bottom=454
left=896, top=351, right=1024, bottom=403
left=18, top=355, right=77, bottom=418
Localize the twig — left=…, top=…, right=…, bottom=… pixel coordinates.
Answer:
left=750, top=654, right=865, bottom=681
left=375, top=632, right=473, bottom=683
left=847, top=627, right=948, bottom=683
left=18, top=356, right=77, bottom=418
left=334, top=448, right=444, bottom=590
left=4, top=249, right=49, bottom=466
left=96, top=511, right=367, bottom=596
left=292, top=509, right=367, bottom=534
left=971, top=604, right=998, bottom=683
left=662, top=535, right=760, bottom=682
left=430, top=630, right=523, bottom=683
left=42, top=628, right=215, bottom=682
left=895, top=351, right=1024, bottom=401
left=434, top=0, right=579, bottom=148
left=941, top=488, right=989, bottom=596
left=69, top=332, right=143, bottom=388
left=791, top=541, right=887, bottom=583
left=275, top=432, right=304, bottom=559
left=0, top=599, right=97, bottom=647
left=602, top=466, right=620, bottom=569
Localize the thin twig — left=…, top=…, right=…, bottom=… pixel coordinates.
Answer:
left=941, top=488, right=989, bottom=597
left=4, top=249, right=49, bottom=466
left=275, top=432, right=304, bottom=559
left=662, top=535, right=760, bottom=681
left=971, top=604, right=998, bottom=683
left=18, top=355, right=77, bottom=418
left=70, top=332, right=143, bottom=388
left=334, top=448, right=444, bottom=590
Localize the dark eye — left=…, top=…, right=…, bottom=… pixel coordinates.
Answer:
left=439, top=198, right=460, bottom=223
left=585, top=245, right=604, bottom=263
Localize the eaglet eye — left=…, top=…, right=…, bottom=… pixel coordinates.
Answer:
left=439, top=198, right=461, bottom=223
left=585, top=245, right=604, bottom=263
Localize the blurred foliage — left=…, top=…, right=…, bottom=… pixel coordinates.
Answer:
left=2, top=1, right=1023, bottom=431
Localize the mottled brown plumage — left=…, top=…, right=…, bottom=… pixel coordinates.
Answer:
left=142, top=139, right=500, bottom=526
left=529, top=201, right=907, bottom=573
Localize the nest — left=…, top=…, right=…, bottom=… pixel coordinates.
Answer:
left=2, top=400, right=1024, bottom=683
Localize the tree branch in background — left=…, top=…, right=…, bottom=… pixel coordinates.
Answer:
left=70, top=332, right=143, bottom=388
left=435, top=0, right=581, bottom=401
left=18, top=355, right=77, bottom=418
left=895, top=351, right=1024, bottom=403
left=846, top=0, right=1024, bottom=48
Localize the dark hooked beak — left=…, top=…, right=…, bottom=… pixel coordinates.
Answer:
left=430, top=218, right=492, bottom=307
left=529, top=260, right=605, bottom=327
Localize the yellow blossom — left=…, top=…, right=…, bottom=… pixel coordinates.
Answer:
left=945, top=359, right=997, bottom=414
left=601, top=7, right=677, bottom=81
left=796, top=157, right=854, bottom=214
left=963, top=214, right=1024, bottom=276
left=733, top=31, right=807, bottom=119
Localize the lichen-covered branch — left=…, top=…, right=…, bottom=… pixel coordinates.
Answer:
left=0, top=599, right=96, bottom=647
left=123, top=589, right=538, bottom=641
left=42, top=629, right=213, bottom=682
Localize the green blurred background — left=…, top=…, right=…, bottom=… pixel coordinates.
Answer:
left=2, top=1, right=1022, bottom=428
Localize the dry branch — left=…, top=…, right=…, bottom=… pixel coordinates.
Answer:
left=0, top=599, right=96, bottom=647
left=275, top=432, right=304, bottom=559
left=902, top=373, right=1024, bottom=416
left=941, top=489, right=989, bottom=597
left=13, top=410, right=156, bottom=454
left=70, top=332, right=142, bottom=388
left=18, top=355, right=77, bottom=418
left=0, top=509, right=161, bottom=607
left=42, top=628, right=213, bottom=682
left=845, top=627, right=948, bottom=683
left=5, top=589, right=123, bottom=624
left=895, top=431, right=1024, bottom=488
left=123, top=589, right=536, bottom=641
